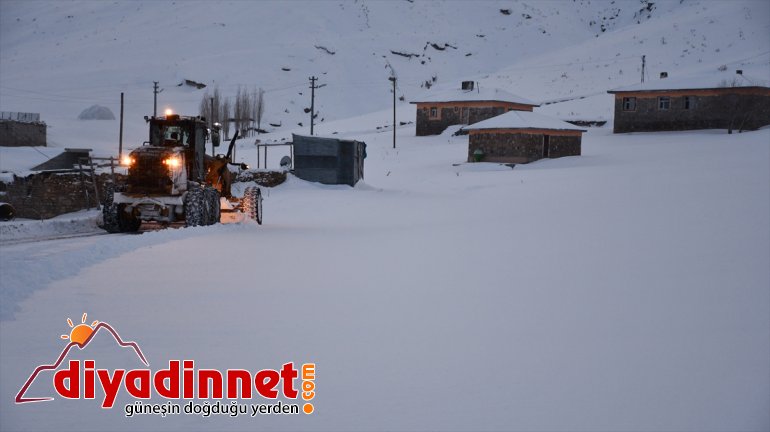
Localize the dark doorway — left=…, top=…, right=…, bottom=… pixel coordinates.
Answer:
left=542, top=135, right=550, bottom=158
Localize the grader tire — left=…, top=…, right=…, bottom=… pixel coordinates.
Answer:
left=102, top=183, right=121, bottom=233
left=184, top=187, right=206, bottom=227
left=205, top=186, right=221, bottom=225
left=102, top=203, right=121, bottom=233
left=118, top=204, right=141, bottom=232
left=242, top=186, right=263, bottom=225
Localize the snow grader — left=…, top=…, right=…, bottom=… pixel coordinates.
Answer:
left=102, top=113, right=262, bottom=232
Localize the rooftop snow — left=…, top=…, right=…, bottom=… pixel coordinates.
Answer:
left=608, top=71, right=770, bottom=93
left=410, top=87, right=539, bottom=106
left=463, top=110, right=586, bottom=132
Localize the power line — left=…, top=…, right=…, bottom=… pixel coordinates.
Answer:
left=722, top=50, right=770, bottom=65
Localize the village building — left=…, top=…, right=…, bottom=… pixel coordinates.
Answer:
left=463, top=110, right=586, bottom=164
left=411, top=82, right=539, bottom=136
left=608, top=71, right=770, bottom=133
left=0, top=111, right=46, bottom=147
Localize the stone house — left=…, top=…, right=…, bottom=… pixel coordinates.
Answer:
left=607, top=71, right=770, bottom=133
left=410, top=81, right=539, bottom=136
left=463, top=110, right=586, bottom=164
left=0, top=112, right=46, bottom=147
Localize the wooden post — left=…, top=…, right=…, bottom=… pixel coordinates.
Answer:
left=89, top=157, right=101, bottom=210
left=78, top=159, right=90, bottom=210
left=389, top=76, right=397, bottom=149
left=211, top=97, right=215, bottom=156
left=119, top=92, right=124, bottom=160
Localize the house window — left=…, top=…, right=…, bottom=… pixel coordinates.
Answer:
left=429, top=107, right=439, bottom=119
left=658, top=96, right=670, bottom=110
left=683, top=96, right=695, bottom=110
left=622, top=97, right=636, bottom=111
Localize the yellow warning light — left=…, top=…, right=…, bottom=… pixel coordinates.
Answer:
left=121, top=155, right=134, bottom=166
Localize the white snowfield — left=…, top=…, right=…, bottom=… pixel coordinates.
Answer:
left=1, top=125, right=768, bottom=431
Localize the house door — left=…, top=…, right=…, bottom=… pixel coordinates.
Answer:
left=462, top=107, right=469, bottom=124
left=543, top=135, right=550, bottom=158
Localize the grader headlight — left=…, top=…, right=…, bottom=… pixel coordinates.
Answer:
left=163, top=156, right=182, bottom=168
left=121, top=155, right=135, bottom=166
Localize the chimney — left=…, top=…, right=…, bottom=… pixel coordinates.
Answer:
left=660, top=72, right=668, bottom=79
left=461, top=81, right=474, bottom=91
left=736, top=69, right=743, bottom=75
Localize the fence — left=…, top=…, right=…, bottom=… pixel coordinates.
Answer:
left=0, top=112, right=41, bottom=123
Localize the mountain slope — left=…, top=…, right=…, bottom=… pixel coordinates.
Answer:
left=0, top=0, right=768, bottom=159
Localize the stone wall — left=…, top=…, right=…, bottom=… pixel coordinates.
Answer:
left=0, top=120, right=46, bottom=147
left=549, top=135, right=582, bottom=158
left=612, top=91, right=770, bottom=133
left=468, top=132, right=581, bottom=163
left=0, top=173, right=122, bottom=219
left=0, top=168, right=288, bottom=220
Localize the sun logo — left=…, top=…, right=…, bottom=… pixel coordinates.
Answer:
left=60, top=313, right=99, bottom=346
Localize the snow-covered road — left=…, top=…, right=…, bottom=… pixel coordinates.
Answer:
left=1, top=127, right=768, bottom=431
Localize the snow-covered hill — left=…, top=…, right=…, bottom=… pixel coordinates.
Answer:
left=1, top=0, right=768, bottom=165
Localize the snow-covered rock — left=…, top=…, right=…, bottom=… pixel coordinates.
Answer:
left=77, top=105, right=115, bottom=120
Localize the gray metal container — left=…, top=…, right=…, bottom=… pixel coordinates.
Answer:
left=292, top=134, right=366, bottom=186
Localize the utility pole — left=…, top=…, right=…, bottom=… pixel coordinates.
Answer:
left=153, top=81, right=163, bottom=117
left=389, top=76, right=397, bottom=149
left=119, top=92, right=124, bottom=159
left=309, top=76, right=318, bottom=135
left=210, top=97, right=215, bottom=156
left=641, top=55, right=646, bottom=83
left=210, top=97, right=215, bottom=126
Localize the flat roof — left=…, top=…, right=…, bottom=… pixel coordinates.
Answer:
left=463, top=110, right=586, bottom=132
left=608, top=71, right=769, bottom=93
left=411, top=87, right=539, bottom=106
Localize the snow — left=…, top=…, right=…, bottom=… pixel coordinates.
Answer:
left=2, top=124, right=769, bottom=431
left=609, top=69, right=770, bottom=92
left=0, top=209, right=102, bottom=242
left=464, top=109, right=587, bottom=131
left=1, top=1, right=769, bottom=431
left=1, top=0, right=767, bottom=163
left=77, top=104, right=116, bottom=120
left=410, top=86, right=539, bottom=106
